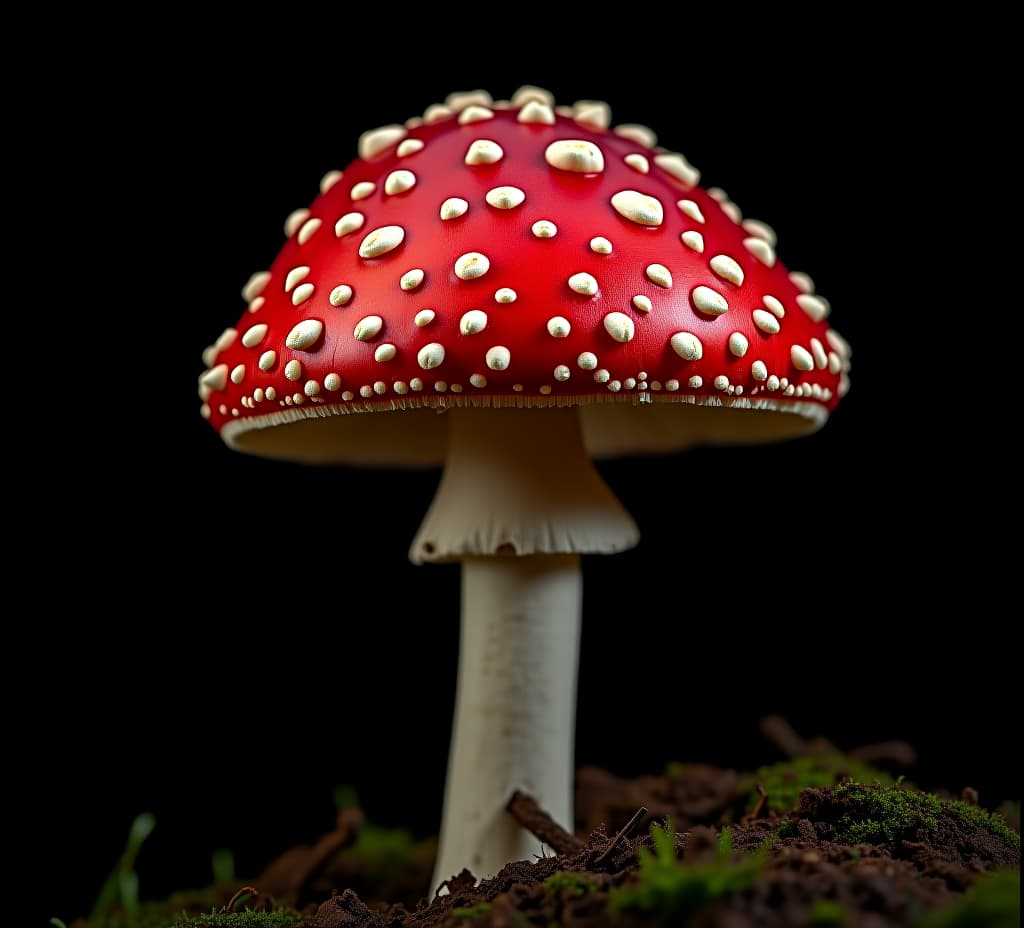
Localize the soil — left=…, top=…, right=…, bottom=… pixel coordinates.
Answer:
left=70, top=719, right=1020, bottom=928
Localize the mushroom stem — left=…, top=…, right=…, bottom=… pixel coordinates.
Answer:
left=415, top=408, right=639, bottom=892
left=431, top=554, right=581, bottom=890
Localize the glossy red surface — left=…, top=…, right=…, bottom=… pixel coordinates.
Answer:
left=199, top=99, right=848, bottom=444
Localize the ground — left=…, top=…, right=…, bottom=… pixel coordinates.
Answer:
left=60, top=720, right=1019, bottom=928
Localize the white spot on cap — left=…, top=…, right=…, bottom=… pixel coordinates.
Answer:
left=654, top=153, right=700, bottom=188
left=590, top=236, right=612, bottom=254
left=686, top=376, right=700, bottom=389
left=358, top=125, right=407, bottom=160
left=423, top=104, right=452, bottom=123
left=828, top=352, right=841, bottom=375
left=797, top=294, right=829, bottom=322
left=604, top=312, right=635, bottom=343
left=624, top=153, right=649, bottom=173
left=350, top=181, right=376, bottom=201
left=455, top=252, right=490, bottom=280
left=215, top=329, right=237, bottom=353
left=285, top=360, right=303, bottom=381
left=554, top=364, right=571, bottom=381
left=714, top=375, right=730, bottom=391
left=297, top=217, right=322, bottom=245
left=384, top=170, right=416, bottom=195
left=531, top=220, right=557, bottom=238
left=752, top=309, right=780, bottom=334
left=545, top=139, right=606, bottom=173
left=577, top=352, right=598, bottom=370
left=375, top=343, right=397, bottom=362
left=418, top=343, right=446, bottom=369
left=284, top=208, right=309, bottom=238
left=266, top=387, right=278, bottom=400
left=826, top=329, right=851, bottom=358
left=751, top=360, right=768, bottom=381
left=305, top=380, right=320, bottom=397
left=329, top=285, right=353, bottom=306
left=810, top=337, right=828, bottom=370
left=285, top=266, right=310, bottom=293
left=465, top=139, right=504, bottom=165
left=681, top=230, right=705, bottom=253
left=593, top=369, right=610, bottom=383
left=359, top=225, right=406, bottom=258
left=247, top=297, right=264, bottom=314
left=615, top=124, right=657, bottom=147
left=764, top=295, right=785, bottom=319
left=258, top=350, right=277, bottom=371
left=743, top=237, right=776, bottom=267
left=460, top=309, right=488, bottom=334
left=611, top=190, right=664, bottom=226
left=670, top=332, right=703, bottom=361
left=200, top=403, right=210, bottom=419
left=286, top=319, right=323, bottom=351
left=470, top=373, right=488, bottom=388
left=440, top=198, right=469, bottom=220
left=710, top=254, right=745, bottom=286
left=569, top=272, right=598, bottom=295
left=547, top=316, right=571, bottom=337
left=512, top=85, right=554, bottom=106
left=400, top=269, right=425, bottom=291
left=728, top=332, right=749, bottom=357
left=394, top=381, right=409, bottom=394
left=397, top=139, right=425, bottom=158
left=458, top=105, right=494, bottom=125
left=518, top=101, right=556, bottom=124
left=495, top=288, right=517, bottom=303
left=692, top=285, right=729, bottom=316
left=790, top=271, right=816, bottom=293
left=633, top=295, right=652, bottom=313
left=291, top=283, right=314, bottom=306
left=486, top=346, right=511, bottom=370
left=573, top=100, right=611, bottom=129
left=320, top=170, right=343, bottom=194
left=325, top=373, right=341, bottom=391
left=415, top=309, right=436, bottom=327
left=447, top=90, right=493, bottom=111
left=242, top=271, right=271, bottom=303
left=202, top=364, right=228, bottom=390
left=241, top=324, right=268, bottom=348
left=646, top=264, right=672, bottom=288
left=359, top=386, right=372, bottom=398
left=791, top=345, right=814, bottom=371
left=354, top=315, right=384, bottom=341
left=677, top=200, right=705, bottom=223
left=743, top=219, right=777, bottom=246
left=486, top=186, right=526, bottom=209
left=766, top=375, right=780, bottom=391
left=335, top=212, right=365, bottom=237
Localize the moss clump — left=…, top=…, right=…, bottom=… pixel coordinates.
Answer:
left=920, top=869, right=1020, bottom=927
left=542, top=871, right=597, bottom=897
left=741, top=753, right=892, bottom=813
left=809, top=899, right=847, bottom=925
left=609, top=823, right=763, bottom=920
left=450, top=902, right=492, bottom=921
left=827, top=784, right=1020, bottom=850
left=341, top=823, right=417, bottom=882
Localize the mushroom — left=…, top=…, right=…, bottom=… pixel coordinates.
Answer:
left=198, top=87, right=851, bottom=890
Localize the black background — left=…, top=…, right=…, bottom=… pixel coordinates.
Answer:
left=38, top=16, right=1014, bottom=924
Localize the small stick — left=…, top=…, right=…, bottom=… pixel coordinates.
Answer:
left=750, top=783, right=769, bottom=820
left=594, top=805, right=648, bottom=866
left=507, top=791, right=584, bottom=854
left=220, top=886, right=259, bottom=914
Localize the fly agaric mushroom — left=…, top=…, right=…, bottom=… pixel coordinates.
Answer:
left=198, top=86, right=851, bottom=891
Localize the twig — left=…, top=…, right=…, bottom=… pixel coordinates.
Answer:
left=750, top=784, right=769, bottom=820
left=759, top=715, right=811, bottom=758
left=507, top=791, right=583, bottom=854
left=220, top=886, right=259, bottom=914
left=594, top=805, right=648, bottom=866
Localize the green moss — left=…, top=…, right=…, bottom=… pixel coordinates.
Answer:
left=829, top=785, right=1020, bottom=850
left=542, top=871, right=597, bottom=897
left=741, top=753, right=892, bottom=813
left=609, top=822, right=763, bottom=920
left=74, top=904, right=301, bottom=928
left=451, top=902, right=492, bottom=920
left=341, top=822, right=417, bottom=882
left=919, top=869, right=1020, bottom=927
left=810, top=899, right=847, bottom=925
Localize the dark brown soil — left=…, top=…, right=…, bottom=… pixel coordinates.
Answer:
left=247, top=722, right=1019, bottom=928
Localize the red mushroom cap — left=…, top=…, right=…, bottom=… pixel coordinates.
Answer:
left=199, top=88, right=850, bottom=464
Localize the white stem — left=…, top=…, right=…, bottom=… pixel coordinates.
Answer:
left=430, top=554, right=582, bottom=891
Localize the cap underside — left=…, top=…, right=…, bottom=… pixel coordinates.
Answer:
left=222, top=393, right=825, bottom=467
